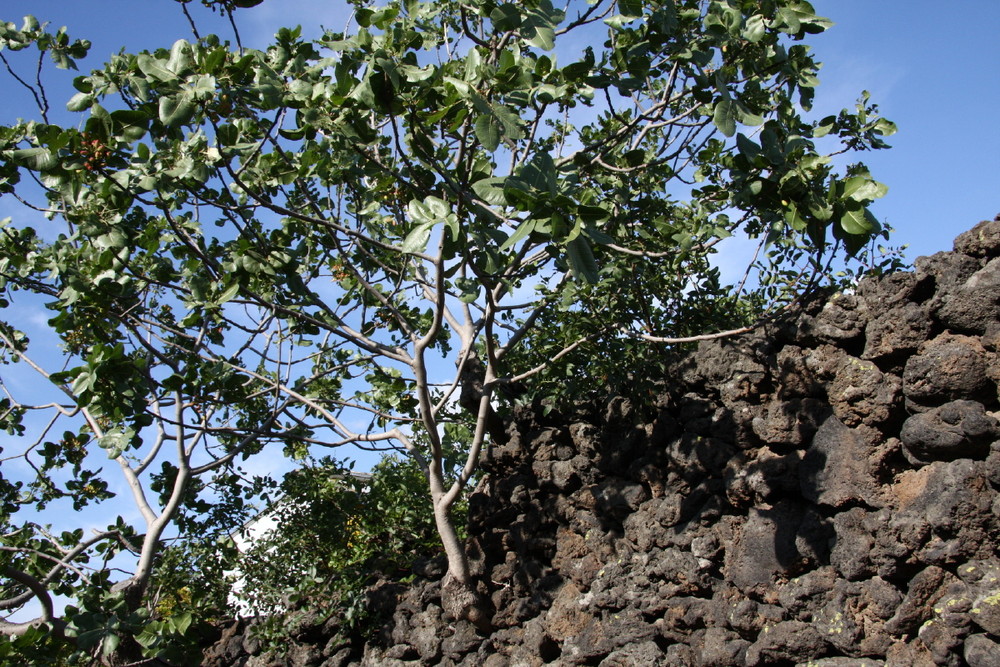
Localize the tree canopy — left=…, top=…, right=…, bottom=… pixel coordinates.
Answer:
left=0, top=0, right=895, bottom=662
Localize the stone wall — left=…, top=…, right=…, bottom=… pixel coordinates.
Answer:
left=207, top=216, right=1000, bottom=666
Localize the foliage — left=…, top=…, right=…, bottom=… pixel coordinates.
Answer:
left=0, top=0, right=895, bottom=660
left=238, top=455, right=446, bottom=646
left=134, top=535, right=241, bottom=663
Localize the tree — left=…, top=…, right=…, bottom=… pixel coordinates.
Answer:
left=0, top=0, right=894, bottom=657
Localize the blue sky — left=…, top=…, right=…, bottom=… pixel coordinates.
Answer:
left=4, top=0, right=998, bottom=259
left=810, top=0, right=1000, bottom=258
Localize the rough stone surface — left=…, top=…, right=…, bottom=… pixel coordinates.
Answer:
left=900, top=400, right=1000, bottom=462
left=903, top=333, right=994, bottom=405
left=204, top=217, right=1000, bottom=667
left=965, top=633, right=1000, bottom=667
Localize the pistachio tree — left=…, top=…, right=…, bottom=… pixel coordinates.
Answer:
left=0, top=0, right=894, bottom=655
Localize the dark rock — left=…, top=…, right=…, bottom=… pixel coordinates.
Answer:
left=887, top=459, right=995, bottom=565
left=954, top=216, right=1000, bottom=258
left=971, top=587, right=1000, bottom=636
left=916, top=617, right=966, bottom=667
left=411, top=555, right=447, bottom=580
left=799, top=659, right=886, bottom=667
left=863, top=301, right=934, bottom=363
left=725, top=446, right=801, bottom=507
left=965, top=633, right=1000, bottom=667
left=903, top=333, right=994, bottom=405
left=597, top=639, right=666, bottom=666
left=885, top=565, right=956, bottom=636
left=857, top=268, right=927, bottom=308
left=801, top=416, right=884, bottom=508
left=812, top=578, right=901, bottom=656
left=797, top=293, right=869, bottom=344
left=441, top=621, right=482, bottom=660
left=580, top=478, right=650, bottom=522
left=830, top=508, right=892, bottom=581
left=696, top=627, right=751, bottom=666
left=201, top=619, right=250, bottom=667
left=776, top=345, right=824, bottom=398
left=560, top=610, right=655, bottom=664
left=900, top=400, right=1000, bottom=462
left=778, top=566, right=838, bottom=620
left=664, top=644, right=698, bottom=665
left=725, top=502, right=830, bottom=594
left=532, top=458, right=581, bottom=490
left=204, top=220, right=1000, bottom=667
left=744, top=620, right=828, bottom=665
left=752, top=397, right=830, bottom=447
left=662, top=432, right=737, bottom=481
left=935, top=257, right=1000, bottom=334
left=914, top=251, right=982, bottom=292
left=884, top=640, right=937, bottom=666
left=828, top=356, right=903, bottom=428
left=506, top=617, right=556, bottom=666
left=691, top=337, right=770, bottom=402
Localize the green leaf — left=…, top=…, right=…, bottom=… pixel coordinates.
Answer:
left=402, top=223, right=433, bottom=254
left=10, top=147, right=58, bottom=171
left=517, top=152, right=557, bottom=193
left=216, top=282, right=240, bottom=305
left=743, top=14, right=767, bottom=42
left=566, top=237, right=598, bottom=283
left=474, top=114, right=501, bottom=152
left=842, top=176, right=888, bottom=203
left=166, top=39, right=193, bottom=75
left=425, top=196, right=451, bottom=220
left=136, top=54, right=175, bottom=82
left=101, top=633, right=120, bottom=658
left=158, top=95, right=194, bottom=127
left=499, top=218, right=536, bottom=252
left=736, top=133, right=761, bottom=159
left=713, top=98, right=736, bottom=137
left=784, top=203, right=807, bottom=231
left=521, top=0, right=564, bottom=51
left=471, top=177, right=507, bottom=205
left=618, top=0, right=643, bottom=19
left=494, top=104, right=524, bottom=139
left=875, top=118, right=898, bottom=137
left=491, top=5, right=522, bottom=31
left=813, top=115, right=835, bottom=138
left=525, top=25, right=555, bottom=50
left=455, top=277, right=480, bottom=303
left=775, top=7, right=802, bottom=34
left=98, top=429, right=132, bottom=459
left=66, top=92, right=94, bottom=112
left=111, top=109, right=149, bottom=142
left=840, top=204, right=875, bottom=235
left=407, top=199, right=431, bottom=225
left=579, top=205, right=610, bottom=223
left=735, top=101, right=764, bottom=127
left=169, top=612, right=193, bottom=635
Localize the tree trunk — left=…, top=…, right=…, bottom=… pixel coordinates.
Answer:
left=433, top=497, right=493, bottom=630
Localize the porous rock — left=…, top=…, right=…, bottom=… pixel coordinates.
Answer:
left=900, top=399, right=1000, bottom=462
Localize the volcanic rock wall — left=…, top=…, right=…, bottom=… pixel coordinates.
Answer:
left=209, top=216, right=1000, bottom=666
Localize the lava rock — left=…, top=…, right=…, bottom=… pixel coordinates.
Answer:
left=935, top=257, right=1000, bottom=334
left=800, top=416, right=884, bottom=508
left=900, top=400, right=1000, bottom=461
left=954, top=216, right=1000, bottom=259
left=964, top=633, right=1000, bottom=667
left=903, top=333, right=994, bottom=405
